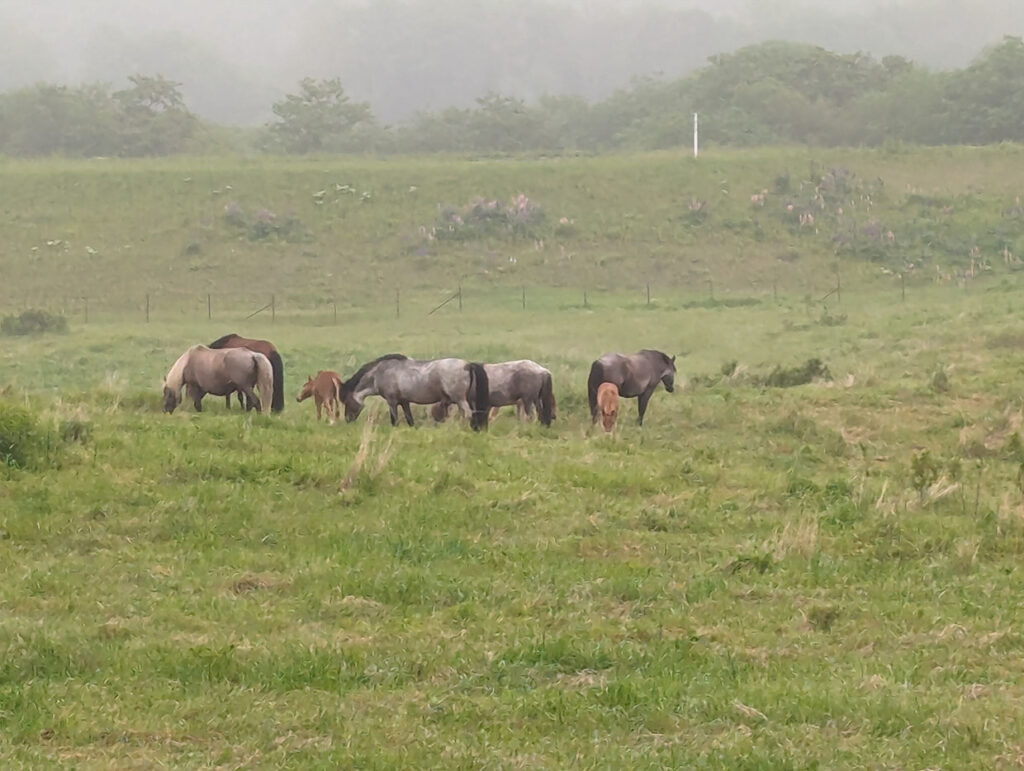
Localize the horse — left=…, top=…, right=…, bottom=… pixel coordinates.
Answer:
left=596, top=382, right=620, bottom=433
left=296, top=370, right=343, bottom=424
left=163, top=345, right=274, bottom=414
left=208, top=333, right=285, bottom=412
left=341, top=354, right=489, bottom=430
left=433, top=360, right=556, bottom=427
left=588, top=349, right=676, bottom=426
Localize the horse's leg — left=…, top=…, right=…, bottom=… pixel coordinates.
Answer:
left=636, top=388, right=654, bottom=425
left=315, top=396, right=323, bottom=421
left=520, top=399, right=535, bottom=421
left=387, top=400, right=399, bottom=426
left=241, top=385, right=261, bottom=413
left=400, top=401, right=415, bottom=426
left=190, top=387, right=205, bottom=412
left=225, top=393, right=232, bottom=410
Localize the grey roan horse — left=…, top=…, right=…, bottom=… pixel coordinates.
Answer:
left=433, top=359, right=555, bottom=427
left=587, top=349, right=676, bottom=425
left=163, top=345, right=275, bottom=414
left=340, top=354, right=490, bottom=430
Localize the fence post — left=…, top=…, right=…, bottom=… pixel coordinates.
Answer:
left=207, top=293, right=212, bottom=320
left=836, top=270, right=842, bottom=303
left=522, top=286, right=526, bottom=310
left=458, top=283, right=463, bottom=312
left=145, top=293, right=150, bottom=323
left=271, top=294, right=275, bottom=323
left=333, top=300, right=337, bottom=325
left=646, top=282, right=651, bottom=305
left=583, top=288, right=588, bottom=308
left=395, top=288, right=400, bottom=319
left=901, top=273, right=906, bottom=302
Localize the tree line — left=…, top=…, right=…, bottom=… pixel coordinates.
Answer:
left=2, top=37, right=1023, bottom=157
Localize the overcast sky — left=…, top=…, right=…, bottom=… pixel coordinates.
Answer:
left=2, top=0, right=1021, bottom=123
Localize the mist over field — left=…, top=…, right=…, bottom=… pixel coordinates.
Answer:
left=2, top=0, right=1023, bottom=123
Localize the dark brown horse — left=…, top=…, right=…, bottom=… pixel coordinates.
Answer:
left=587, top=349, right=676, bottom=426
left=209, top=333, right=285, bottom=412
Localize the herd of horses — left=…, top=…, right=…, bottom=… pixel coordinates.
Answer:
left=161, top=333, right=677, bottom=432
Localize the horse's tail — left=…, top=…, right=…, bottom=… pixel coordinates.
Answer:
left=468, top=362, right=489, bottom=431
left=267, top=349, right=285, bottom=412
left=587, top=360, right=603, bottom=421
left=255, top=354, right=274, bottom=415
left=538, top=371, right=555, bottom=427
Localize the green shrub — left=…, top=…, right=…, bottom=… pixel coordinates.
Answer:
left=1, top=309, right=68, bottom=336
left=0, top=402, right=44, bottom=469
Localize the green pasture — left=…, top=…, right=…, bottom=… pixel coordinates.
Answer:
left=4, top=149, right=1024, bottom=767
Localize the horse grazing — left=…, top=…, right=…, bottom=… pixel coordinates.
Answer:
left=163, top=345, right=274, bottom=414
left=596, top=382, right=620, bottom=433
left=588, top=349, right=676, bottom=426
left=435, top=360, right=556, bottom=427
left=297, top=371, right=343, bottom=424
left=208, top=333, right=285, bottom=412
left=341, top=354, right=489, bottom=430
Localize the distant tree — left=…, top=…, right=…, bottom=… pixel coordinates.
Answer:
left=113, top=74, right=197, bottom=155
left=0, top=83, right=120, bottom=156
left=267, top=78, right=377, bottom=153
left=942, top=36, right=1024, bottom=144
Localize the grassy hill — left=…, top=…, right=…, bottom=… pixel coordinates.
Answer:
left=5, top=145, right=1024, bottom=321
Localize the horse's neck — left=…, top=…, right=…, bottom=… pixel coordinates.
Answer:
left=353, top=370, right=381, bottom=399
left=166, top=353, right=190, bottom=390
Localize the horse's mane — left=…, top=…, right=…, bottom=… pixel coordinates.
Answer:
left=165, top=346, right=205, bottom=391
left=343, top=353, right=408, bottom=389
left=639, top=348, right=673, bottom=365
left=208, top=333, right=240, bottom=349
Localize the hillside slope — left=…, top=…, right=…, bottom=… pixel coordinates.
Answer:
left=3, top=146, right=1024, bottom=315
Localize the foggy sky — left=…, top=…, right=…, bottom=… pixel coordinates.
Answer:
left=2, top=0, right=1022, bottom=124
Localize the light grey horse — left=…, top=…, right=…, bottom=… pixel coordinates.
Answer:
left=340, top=354, right=489, bottom=430
left=163, top=345, right=274, bottom=414
left=434, top=359, right=556, bottom=427
left=587, top=349, right=675, bottom=425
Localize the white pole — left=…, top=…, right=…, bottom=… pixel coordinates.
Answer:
left=693, top=112, right=699, bottom=158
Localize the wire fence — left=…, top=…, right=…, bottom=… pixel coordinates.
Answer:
left=0, top=270, right=972, bottom=327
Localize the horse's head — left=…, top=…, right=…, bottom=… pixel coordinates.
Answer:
left=296, top=375, right=314, bottom=402
left=600, top=402, right=618, bottom=433
left=661, top=355, right=677, bottom=392
left=162, top=384, right=180, bottom=413
left=340, top=382, right=364, bottom=422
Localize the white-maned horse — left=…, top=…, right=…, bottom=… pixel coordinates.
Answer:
left=163, top=345, right=274, bottom=414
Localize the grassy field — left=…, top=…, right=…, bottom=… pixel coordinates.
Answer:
left=5, top=144, right=1024, bottom=319
left=5, top=149, right=1024, bottom=767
